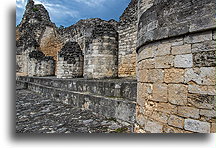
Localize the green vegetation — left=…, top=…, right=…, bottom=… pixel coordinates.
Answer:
left=32, top=7, right=39, bottom=12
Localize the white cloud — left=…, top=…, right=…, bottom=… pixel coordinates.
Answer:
left=74, top=0, right=106, bottom=7
left=16, top=0, right=27, bottom=9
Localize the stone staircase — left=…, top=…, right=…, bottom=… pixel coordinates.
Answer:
left=16, top=76, right=137, bottom=123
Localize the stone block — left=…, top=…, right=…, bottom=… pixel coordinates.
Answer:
left=177, top=106, right=200, bottom=119
left=137, top=44, right=157, bottom=61
left=164, top=68, right=185, bottom=83
left=146, top=69, right=164, bottom=83
left=184, top=67, right=215, bottom=86
left=184, top=119, right=210, bottom=133
left=137, top=83, right=153, bottom=106
left=211, top=123, right=216, bottom=133
left=152, top=83, right=168, bottom=102
left=156, top=43, right=171, bottom=56
left=187, top=94, right=215, bottom=110
left=168, top=84, right=187, bottom=105
left=168, top=115, right=184, bottom=129
left=192, top=41, right=215, bottom=53
left=140, top=58, right=155, bottom=69
left=188, top=83, right=208, bottom=95
left=208, top=86, right=216, bottom=96
left=200, top=109, right=216, bottom=118
left=136, top=113, right=147, bottom=127
left=155, top=102, right=177, bottom=114
left=151, top=111, right=169, bottom=124
left=137, top=69, right=148, bottom=82
left=193, top=51, right=216, bottom=67
left=155, top=55, right=174, bottom=68
left=145, top=120, right=163, bottom=133
left=171, top=44, right=191, bottom=55
left=184, top=31, right=212, bottom=44
left=174, top=54, right=193, bottom=68
left=213, top=30, right=216, bottom=40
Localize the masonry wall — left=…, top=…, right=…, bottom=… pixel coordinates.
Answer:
left=28, top=51, right=55, bottom=77
left=84, top=24, right=118, bottom=79
left=118, top=0, right=137, bottom=77
left=56, top=42, right=84, bottom=78
left=135, top=0, right=216, bottom=133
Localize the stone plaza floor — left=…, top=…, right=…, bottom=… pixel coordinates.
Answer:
left=16, top=88, right=133, bottom=133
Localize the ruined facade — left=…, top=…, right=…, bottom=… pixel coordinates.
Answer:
left=16, top=0, right=216, bottom=133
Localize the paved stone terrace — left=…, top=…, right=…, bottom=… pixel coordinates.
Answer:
left=16, top=87, right=133, bottom=133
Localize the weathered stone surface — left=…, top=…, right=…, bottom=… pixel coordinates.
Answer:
left=137, top=44, right=157, bottom=61
left=118, top=0, right=137, bottom=77
left=16, top=89, right=133, bottom=133
left=193, top=51, right=216, bottom=67
left=151, top=111, right=169, bottom=124
left=188, top=83, right=208, bottom=95
left=152, top=83, right=168, bottom=102
left=155, top=55, right=174, bottom=68
left=184, top=67, right=215, bottom=86
left=171, top=44, right=191, bottom=55
left=177, top=106, right=200, bottom=119
left=184, top=119, right=210, bottom=133
left=140, top=58, right=155, bottom=69
left=184, top=31, right=212, bottom=44
left=137, top=0, right=216, bottom=47
left=188, top=94, right=215, bottom=110
left=146, top=69, right=164, bottom=83
left=145, top=120, right=163, bottom=133
left=211, top=123, right=216, bottom=133
left=155, top=103, right=177, bottom=114
left=168, top=115, right=184, bottom=129
left=174, top=54, right=193, bottom=68
left=156, top=43, right=171, bottom=56
left=200, top=109, right=216, bottom=118
left=168, top=84, right=187, bottom=105
left=137, top=83, right=152, bottom=106
left=192, top=40, right=215, bottom=53
left=164, top=68, right=184, bottom=83
left=137, top=69, right=148, bottom=82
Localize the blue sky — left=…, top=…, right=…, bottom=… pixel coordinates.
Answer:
left=16, top=0, right=131, bottom=27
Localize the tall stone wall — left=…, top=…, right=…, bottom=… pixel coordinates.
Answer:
left=56, top=42, right=84, bottom=78
left=84, top=24, right=118, bottom=79
left=135, top=0, right=216, bottom=133
left=118, top=0, right=137, bottom=77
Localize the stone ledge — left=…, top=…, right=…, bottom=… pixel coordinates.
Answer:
left=16, top=77, right=137, bottom=123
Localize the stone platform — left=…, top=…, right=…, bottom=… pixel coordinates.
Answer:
left=16, top=89, right=133, bottom=133
left=16, top=76, right=137, bottom=123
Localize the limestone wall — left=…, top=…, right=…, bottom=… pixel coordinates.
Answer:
left=28, top=51, right=55, bottom=77
left=56, top=42, right=84, bottom=78
left=136, top=0, right=216, bottom=133
left=84, top=24, right=118, bottom=79
left=118, top=0, right=137, bottom=77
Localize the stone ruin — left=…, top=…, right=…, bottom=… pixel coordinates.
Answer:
left=56, top=42, right=83, bottom=79
left=28, top=51, right=55, bottom=77
left=16, top=0, right=216, bottom=133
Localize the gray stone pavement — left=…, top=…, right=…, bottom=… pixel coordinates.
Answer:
left=16, top=88, right=133, bottom=133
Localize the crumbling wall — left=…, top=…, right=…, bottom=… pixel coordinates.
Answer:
left=118, top=0, right=137, bottom=77
left=28, top=51, right=55, bottom=77
left=56, top=42, right=84, bottom=78
left=135, top=0, right=216, bottom=133
left=84, top=24, right=118, bottom=79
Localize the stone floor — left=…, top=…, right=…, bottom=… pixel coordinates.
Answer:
left=16, top=88, right=133, bottom=133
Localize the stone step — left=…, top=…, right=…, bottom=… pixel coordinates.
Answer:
left=16, top=79, right=136, bottom=123
left=16, top=76, right=137, bottom=102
